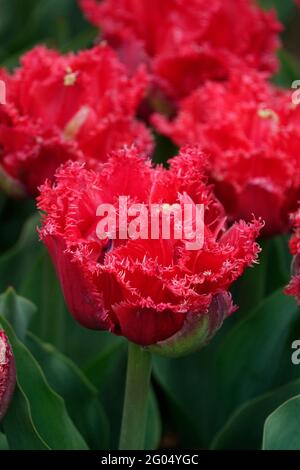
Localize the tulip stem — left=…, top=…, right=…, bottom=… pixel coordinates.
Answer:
left=119, top=342, right=152, bottom=450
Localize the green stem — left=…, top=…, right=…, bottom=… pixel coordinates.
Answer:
left=119, top=342, right=152, bottom=450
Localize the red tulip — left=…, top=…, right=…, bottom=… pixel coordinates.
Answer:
left=153, top=72, right=300, bottom=237
left=0, top=330, right=16, bottom=421
left=79, top=0, right=281, bottom=101
left=38, top=146, right=262, bottom=355
left=0, top=44, right=152, bottom=197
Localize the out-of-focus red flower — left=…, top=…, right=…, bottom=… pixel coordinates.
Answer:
left=0, top=330, right=16, bottom=421
left=79, top=0, right=282, bottom=101
left=286, top=210, right=300, bottom=304
left=0, top=44, right=152, bottom=197
left=153, top=72, right=300, bottom=237
left=38, top=146, right=262, bottom=355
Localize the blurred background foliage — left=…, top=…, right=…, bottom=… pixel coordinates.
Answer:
left=0, top=0, right=97, bottom=68
left=0, top=0, right=300, bottom=451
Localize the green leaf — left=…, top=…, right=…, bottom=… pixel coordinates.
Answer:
left=145, top=390, right=162, bottom=450
left=0, top=0, right=96, bottom=66
left=231, top=239, right=269, bottom=315
left=232, top=236, right=292, bottom=316
left=263, top=395, right=300, bottom=450
left=0, top=198, right=35, bottom=253
left=212, top=377, right=300, bottom=449
left=0, top=193, right=6, bottom=217
left=0, top=288, right=36, bottom=340
left=265, top=235, right=292, bottom=295
left=0, top=315, right=88, bottom=450
left=21, top=249, right=66, bottom=350
left=26, top=332, right=109, bottom=450
left=154, top=286, right=299, bottom=450
left=259, top=0, right=295, bottom=24
left=216, top=290, right=299, bottom=423
left=0, top=432, right=9, bottom=450
left=3, top=388, right=49, bottom=450
left=0, top=214, right=42, bottom=293
left=153, top=332, right=224, bottom=448
left=64, top=324, right=126, bottom=368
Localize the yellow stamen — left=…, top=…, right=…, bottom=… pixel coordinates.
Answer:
left=162, top=203, right=172, bottom=212
left=258, top=108, right=279, bottom=124
left=64, top=67, right=78, bottom=86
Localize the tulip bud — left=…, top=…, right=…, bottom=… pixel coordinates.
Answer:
left=0, top=330, right=16, bottom=421
left=147, top=292, right=234, bottom=358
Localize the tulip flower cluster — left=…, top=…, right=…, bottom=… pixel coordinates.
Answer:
left=1, top=0, right=300, bottom=439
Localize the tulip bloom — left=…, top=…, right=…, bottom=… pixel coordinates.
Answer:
left=79, top=0, right=281, bottom=101
left=38, top=146, right=261, bottom=354
left=153, top=72, right=300, bottom=237
left=0, top=330, right=16, bottom=421
left=0, top=45, right=152, bottom=197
